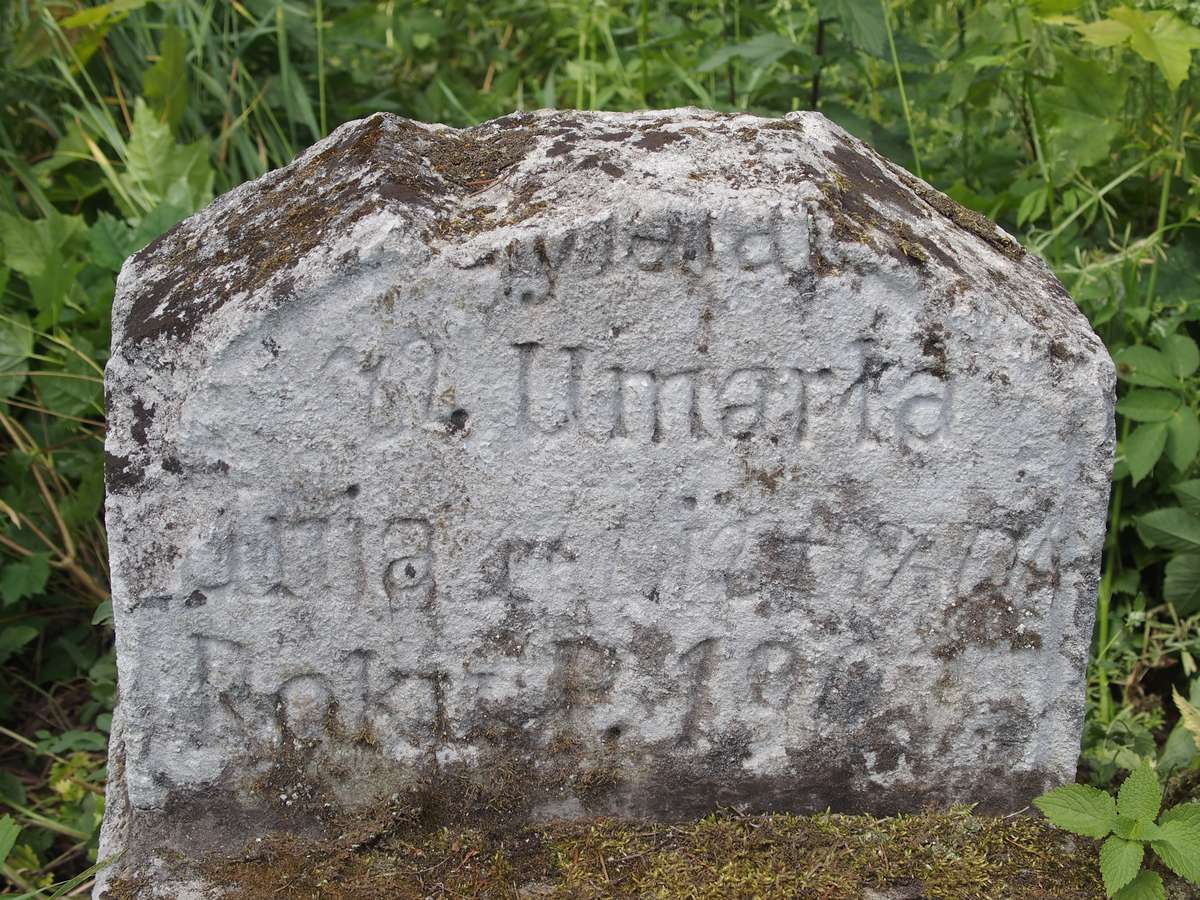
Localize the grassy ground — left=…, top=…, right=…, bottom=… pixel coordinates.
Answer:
left=106, top=808, right=1126, bottom=899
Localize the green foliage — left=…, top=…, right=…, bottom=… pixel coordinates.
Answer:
left=1036, top=763, right=1200, bottom=898
left=0, top=0, right=1198, bottom=888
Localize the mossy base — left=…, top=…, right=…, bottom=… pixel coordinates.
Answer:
left=108, top=805, right=1191, bottom=898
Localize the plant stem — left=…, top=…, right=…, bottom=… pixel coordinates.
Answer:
left=1096, top=438, right=1127, bottom=725
left=315, top=0, right=326, bottom=136
left=880, top=0, right=923, bottom=180
left=810, top=18, right=825, bottom=110
left=1144, top=101, right=1186, bottom=308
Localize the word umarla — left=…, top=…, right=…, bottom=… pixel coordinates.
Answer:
left=97, top=108, right=1113, bottom=897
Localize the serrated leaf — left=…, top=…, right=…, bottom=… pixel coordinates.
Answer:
left=1125, top=422, right=1168, bottom=484
left=1164, top=554, right=1200, bottom=615
left=1113, top=569, right=1141, bottom=596
left=1167, top=407, right=1200, bottom=471
left=1165, top=334, right=1200, bottom=377
left=1110, top=7, right=1200, bottom=91
left=1101, top=835, right=1143, bottom=897
left=696, top=33, right=801, bottom=73
left=1136, top=507, right=1200, bottom=552
left=1158, top=721, right=1197, bottom=775
left=0, top=815, right=18, bottom=867
left=1075, top=17, right=1134, bottom=48
left=1114, top=346, right=1181, bottom=388
left=0, top=554, right=51, bottom=606
left=0, top=626, right=39, bottom=665
left=1150, top=818, right=1200, bottom=882
left=1033, top=783, right=1117, bottom=837
left=1173, top=480, right=1200, bottom=515
left=818, top=0, right=888, bottom=57
left=0, top=313, right=33, bottom=401
left=1160, top=802, right=1200, bottom=829
left=1116, top=389, right=1180, bottom=422
left=1112, top=870, right=1165, bottom=900
left=1118, top=763, right=1161, bottom=821
left=1174, top=687, right=1200, bottom=750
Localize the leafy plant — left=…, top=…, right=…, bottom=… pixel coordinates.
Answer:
left=1034, top=763, right=1200, bottom=899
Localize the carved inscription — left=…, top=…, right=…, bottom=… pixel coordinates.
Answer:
left=512, top=341, right=953, bottom=447
left=492, top=207, right=812, bottom=305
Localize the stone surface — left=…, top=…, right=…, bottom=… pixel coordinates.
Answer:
left=97, top=108, right=1113, bottom=895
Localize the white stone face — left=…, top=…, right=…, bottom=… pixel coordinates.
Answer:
left=98, top=109, right=1113, bottom=892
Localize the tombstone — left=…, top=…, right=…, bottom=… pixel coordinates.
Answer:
left=98, top=109, right=1113, bottom=893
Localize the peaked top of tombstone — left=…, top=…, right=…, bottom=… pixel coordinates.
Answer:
left=114, top=107, right=1098, bottom=361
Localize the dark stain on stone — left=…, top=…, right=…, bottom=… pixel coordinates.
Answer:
left=630, top=624, right=673, bottom=672
left=817, top=661, right=883, bottom=724
left=1049, top=339, right=1079, bottom=363
left=378, top=181, right=438, bottom=207
left=130, top=398, right=155, bottom=447
left=919, top=322, right=949, bottom=378
left=476, top=602, right=534, bottom=659
left=548, top=637, right=620, bottom=706
left=185, top=590, right=208, bottom=608
left=594, top=130, right=632, bottom=142
left=161, top=455, right=184, bottom=474
left=105, top=450, right=144, bottom=494
left=633, top=130, right=683, bottom=152
left=934, top=583, right=1043, bottom=660
left=130, top=594, right=171, bottom=613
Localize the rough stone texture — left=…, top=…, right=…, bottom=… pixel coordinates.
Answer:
left=97, top=108, right=1113, bottom=895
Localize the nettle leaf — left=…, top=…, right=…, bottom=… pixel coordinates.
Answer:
left=1075, top=17, right=1134, bottom=48
left=1151, top=818, right=1200, bottom=882
left=0, top=625, right=39, bottom=665
left=1166, top=407, right=1200, bottom=470
left=1109, top=7, right=1200, bottom=92
left=1117, top=763, right=1162, bottom=822
left=1165, top=334, right=1200, bottom=377
left=1116, top=389, right=1180, bottom=422
left=1160, top=803, right=1200, bottom=829
left=1164, top=554, right=1200, bottom=615
left=1113, top=569, right=1141, bottom=596
left=0, top=815, right=19, bottom=868
left=1042, top=55, right=1127, bottom=173
left=696, top=33, right=801, bottom=73
left=1173, top=480, right=1200, bottom=515
left=1100, top=835, right=1143, bottom=898
left=0, top=313, right=33, bottom=401
left=1033, top=783, right=1117, bottom=837
left=1112, top=870, right=1165, bottom=900
left=1114, top=815, right=1162, bottom=841
left=1114, top=346, right=1181, bottom=388
left=1159, top=721, right=1198, bottom=775
left=0, top=553, right=51, bottom=606
left=818, top=0, right=888, bottom=58
left=1124, top=422, right=1167, bottom=484
left=1136, top=507, right=1200, bottom=552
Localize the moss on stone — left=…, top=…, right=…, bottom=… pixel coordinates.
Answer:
left=174, top=806, right=1135, bottom=898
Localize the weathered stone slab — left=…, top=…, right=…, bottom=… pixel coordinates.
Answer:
left=98, top=108, right=1113, bottom=894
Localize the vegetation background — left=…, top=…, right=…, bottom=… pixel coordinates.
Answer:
left=0, top=0, right=1199, bottom=892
